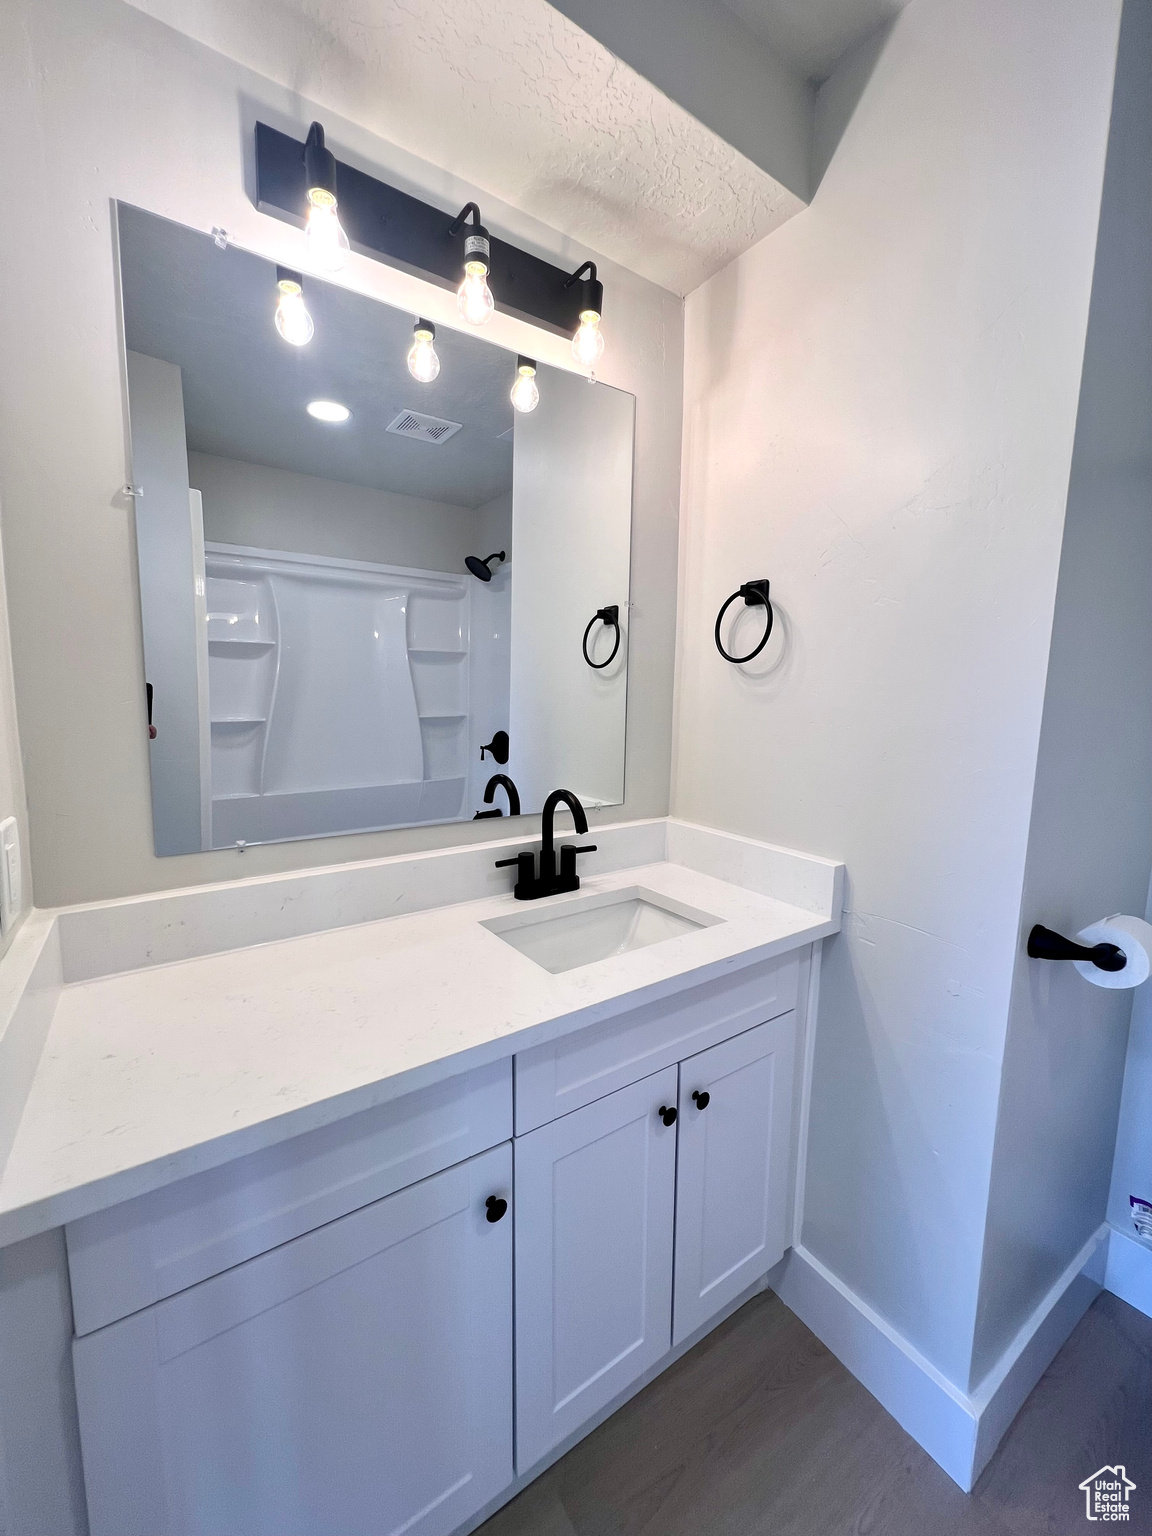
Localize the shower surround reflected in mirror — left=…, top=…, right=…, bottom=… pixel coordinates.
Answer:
left=117, top=205, right=634, bottom=854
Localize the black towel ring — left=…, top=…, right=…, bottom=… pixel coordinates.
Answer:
left=583, top=605, right=621, bottom=669
left=714, top=580, right=773, bottom=664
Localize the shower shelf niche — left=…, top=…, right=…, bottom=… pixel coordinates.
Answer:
left=200, top=545, right=478, bottom=849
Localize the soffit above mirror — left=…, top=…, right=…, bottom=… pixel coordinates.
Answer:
left=125, top=0, right=805, bottom=295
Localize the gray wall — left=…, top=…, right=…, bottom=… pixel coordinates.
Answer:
left=972, top=0, right=1152, bottom=1385
left=0, top=0, right=682, bottom=905
left=190, top=453, right=481, bottom=574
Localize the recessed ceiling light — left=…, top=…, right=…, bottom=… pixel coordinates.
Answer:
left=306, top=399, right=351, bottom=423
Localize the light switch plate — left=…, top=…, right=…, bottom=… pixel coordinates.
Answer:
left=0, top=817, right=21, bottom=932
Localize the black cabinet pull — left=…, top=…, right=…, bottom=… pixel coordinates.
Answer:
left=691, top=1089, right=710, bottom=1110
left=485, top=1195, right=508, bottom=1223
left=658, top=1105, right=677, bottom=1127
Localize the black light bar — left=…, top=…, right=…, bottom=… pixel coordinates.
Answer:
left=254, top=122, right=598, bottom=338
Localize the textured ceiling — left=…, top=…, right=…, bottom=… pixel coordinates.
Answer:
left=127, top=0, right=805, bottom=295
left=719, top=0, right=906, bottom=80
left=120, top=205, right=517, bottom=507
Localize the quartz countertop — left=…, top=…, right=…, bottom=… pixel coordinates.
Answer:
left=0, top=822, right=843, bottom=1244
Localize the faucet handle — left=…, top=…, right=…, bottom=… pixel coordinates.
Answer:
left=495, top=851, right=537, bottom=899
left=559, top=843, right=598, bottom=885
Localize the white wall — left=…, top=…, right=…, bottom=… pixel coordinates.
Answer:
left=0, top=1229, right=88, bottom=1536
left=971, top=0, right=1152, bottom=1384
left=189, top=453, right=482, bottom=575
left=0, top=507, right=30, bottom=948
left=673, top=0, right=1120, bottom=1388
left=468, top=490, right=513, bottom=814
left=128, top=354, right=206, bottom=854
left=510, top=369, right=633, bottom=811
left=0, top=0, right=682, bottom=905
left=1100, top=0, right=1152, bottom=1290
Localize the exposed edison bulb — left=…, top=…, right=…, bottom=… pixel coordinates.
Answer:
left=304, top=188, right=350, bottom=272
left=457, top=260, right=495, bottom=326
left=274, top=276, right=314, bottom=346
left=407, top=321, right=440, bottom=383
left=572, top=309, right=605, bottom=369
left=510, top=359, right=539, bottom=414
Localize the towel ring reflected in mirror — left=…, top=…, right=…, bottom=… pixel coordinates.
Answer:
left=582, top=605, right=621, bottom=669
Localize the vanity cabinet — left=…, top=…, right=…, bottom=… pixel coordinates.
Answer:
left=66, top=953, right=807, bottom=1532
left=73, top=1142, right=514, bottom=1536
left=514, top=969, right=799, bottom=1471
left=513, top=1067, right=679, bottom=1470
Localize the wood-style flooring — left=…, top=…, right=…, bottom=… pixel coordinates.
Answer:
left=478, top=1288, right=1152, bottom=1535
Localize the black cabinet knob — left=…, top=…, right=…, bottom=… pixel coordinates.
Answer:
left=658, top=1105, right=677, bottom=1127
left=485, top=1195, right=508, bottom=1223
left=691, top=1090, right=710, bottom=1110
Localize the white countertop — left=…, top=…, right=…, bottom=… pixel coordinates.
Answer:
left=0, top=821, right=843, bottom=1244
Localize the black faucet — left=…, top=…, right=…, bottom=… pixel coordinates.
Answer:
left=495, top=788, right=597, bottom=900
left=474, top=773, right=521, bottom=819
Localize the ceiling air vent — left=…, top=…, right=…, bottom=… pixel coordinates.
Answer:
left=386, top=409, right=463, bottom=445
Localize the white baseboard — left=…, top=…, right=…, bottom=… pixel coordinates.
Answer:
left=1104, top=1224, right=1152, bottom=1319
left=769, top=1225, right=1108, bottom=1492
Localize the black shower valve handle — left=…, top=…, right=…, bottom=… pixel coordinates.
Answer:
left=480, top=730, right=510, bottom=765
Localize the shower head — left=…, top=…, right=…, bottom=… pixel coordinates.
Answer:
left=465, top=550, right=506, bottom=582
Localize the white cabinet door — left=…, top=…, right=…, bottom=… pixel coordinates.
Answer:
left=514, top=1066, right=678, bottom=1472
left=74, top=1144, right=514, bottom=1536
left=672, top=1014, right=795, bottom=1345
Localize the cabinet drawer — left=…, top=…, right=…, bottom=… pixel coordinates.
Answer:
left=514, top=955, right=798, bottom=1133
left=67, top=1058, right=512, bottom=1336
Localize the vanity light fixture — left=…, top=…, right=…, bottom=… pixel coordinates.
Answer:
left=510, top=356, right=540, bottom=414
left=406, top=319, right=440, bottom=383
left=566, top=262, right=605, bottom=370
left=448, top=203, right=495, bottom=327
left=303, top=122, right=350, bottom=272
left=254, top=123, right=608, bottom=342
left=273, top=267, right=314, bottom=346
left=306, top=399, right=351, bottom=423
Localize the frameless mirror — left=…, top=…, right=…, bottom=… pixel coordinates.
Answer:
left=116, top=204, right=633, bottom=854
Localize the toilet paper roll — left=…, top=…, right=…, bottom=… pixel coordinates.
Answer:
left=1073, top=914, right=1152, bottom=989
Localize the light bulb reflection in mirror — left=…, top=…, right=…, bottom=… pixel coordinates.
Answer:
left=274, top=272, right=314, bottom=346
left=407, top=320, right=440, bottom=383
left=510, top=358, right=539, bottom=413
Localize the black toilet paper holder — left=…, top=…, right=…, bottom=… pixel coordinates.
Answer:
left=1026, top=924, right=1126, bottom=973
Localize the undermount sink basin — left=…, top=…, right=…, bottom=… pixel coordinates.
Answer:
left=482, top=887, right=722, bottom=974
